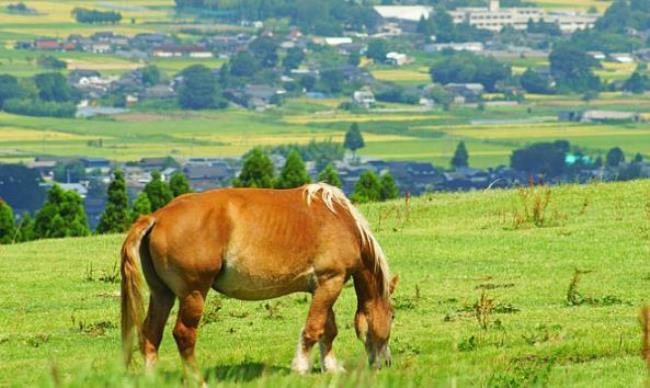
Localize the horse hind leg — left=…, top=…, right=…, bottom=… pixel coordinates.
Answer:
left=142, top=289, right=174, bottom=372
left=292, top=275, right=344, bottom=374
left=319, top=307, right=345, bottom=373
left=173, top=289, right=207, bottom=384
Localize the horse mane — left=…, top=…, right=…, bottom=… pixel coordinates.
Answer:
left=304, top=183, right=390, bottom=298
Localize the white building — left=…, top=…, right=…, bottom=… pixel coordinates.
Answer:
left=353, top=88, right=376, bottom=109
left=449, top=0, right=597, bottom=33
left=374, top=0, right=598, bottom=34
left=386, top=52, right=412, bottom=66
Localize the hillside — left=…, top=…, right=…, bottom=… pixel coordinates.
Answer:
left=1, top=181, right=649, bottom=386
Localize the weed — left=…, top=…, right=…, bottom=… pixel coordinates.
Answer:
left=566, top=268, right=592, bottom=306
left=98, top=262, right=119, bottom=284
left=475, top=292, right=494, bottom=330
left=489, top=356, right=556, bottom=387
left=202, top=296, right=223, bottom=326
left=393, top=296, right=417, bottom=311
left=458, top=335, right=478, bottom=352
left=71, top=316, right=116, bottom=336
left=511, top=180, right=552, bottom=229
left=264, top=302, right=283, bottom=320
left=84, top=262, right=94, bottom=282
left=579, top=194, right=591, bottom=215
left=640, top=305, right=650, bottom=369
left=475, top=283, right=515, bottom=290
left=566, top=269, right=626, bottom=307
left=26, top=334, right=49, bottom=348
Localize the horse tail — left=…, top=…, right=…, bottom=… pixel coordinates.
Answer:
left=305, top=183, right=390, bottom=298
left=120, top=215, right=156, bottom=366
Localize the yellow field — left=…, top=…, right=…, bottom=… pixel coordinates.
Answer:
left=440, top=123, right=650, bottom=140
left=0, top=126, right=99, bottom=141
left=371, top=68, right=431, bottom=83
left=284, top=113, right=441, bottom=125
left=534, top=0, right=613, bottom=12
left=595, top=62, right=638, bottom=81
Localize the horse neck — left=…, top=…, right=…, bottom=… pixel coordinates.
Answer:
left=353, top=268, right=387, bottom=309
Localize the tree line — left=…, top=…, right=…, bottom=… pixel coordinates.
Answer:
left=72, top=7, right=122, bottom=24
left=0, top=72, right=77, bottom=118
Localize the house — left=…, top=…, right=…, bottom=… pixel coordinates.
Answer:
left=34, top=39, right=60, bottom=50
left=58, top=183, right=89, bottom=198
left=316, top=37, right=353, bottom=47
left=143, top=84, right=177, bottom=100
left=386, top=52, right=412, bottom=66
left=587, top=51, right=606, bottom=61
left=91, top=43, right=112, bottom=54
left=609, top=53, right=634, bottom=64
left=80, top=158, right=111, bottom=173
left=425, top=42, right=484, bottom=53
left=152, top=45, right=213, bottom=58
left=444, top=83, right=485, bottom=103
left=353, top=88, right=376, bottom=108
left=581, top=110, right=641, bottom=123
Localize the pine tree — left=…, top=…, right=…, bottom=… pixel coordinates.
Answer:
left=16, top=212, right=35, bottom=242
left=34, top=184, right=90, bottom=239
left=451, top=141, right=469, bottom=168
left=96, top=170, right=130, bottom=234
left=276, top=150, right=311, bottom=189
left=606, top=147, right=625, bottom=167
left=131, top=192, right=152, bottom=222
left=169, top=171, right=192, bottom=197
left=0, top=200, right=16, bottom=244
left=351, top=170, right=382, bottom=204
left=318, top=163, right=342, bottom=188
left=144, top=170, right=173, bottom=211
left=233, top=148, right=275, bottom=188
left=344, top=123, right=365, bottom=160
left=380, top=173, right=400, bottom=201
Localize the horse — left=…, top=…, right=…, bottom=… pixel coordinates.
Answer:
left=120, top=182, right=398, bottom=381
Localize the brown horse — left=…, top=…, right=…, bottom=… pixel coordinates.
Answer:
left=121, top=183, right=398, bottom=380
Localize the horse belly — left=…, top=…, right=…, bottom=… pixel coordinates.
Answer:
left=212, top=259, right=316, bottom=301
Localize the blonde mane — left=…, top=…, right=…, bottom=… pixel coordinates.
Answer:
left=304, top=183, right=390, bottom=298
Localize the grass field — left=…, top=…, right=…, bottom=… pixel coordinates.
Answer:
left=1, top=180, right=650, bottom=386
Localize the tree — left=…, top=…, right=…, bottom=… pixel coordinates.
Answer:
left=318, top=163, right=342, bottom=188
left=230, top=51, right=258, bottom=78
left=130, top=192, right=152, bottom=222
left=233, top=148, right=275, bottom=188
left=320, top=69, right=343, bottom=94
left=34, top=73, right=73, bottom=102
left=623, top=72, right=649, bottom=94
left=634, top=153, right=644, bottom=163
left=72, top=7, right=122, bottom=24
left=606, top=147, right=625, bottom=167
left=429, top=51, right=511, bottom=92
left=275, top=150, right=311, bottom=189
left=379, top=173, right=399, bottom=201
left=96, top=170, right=130, bottom=234
left=520, top=68, right=554, bottom=94
left=344, top=123, right=365, bottom=159
left=169, top=171, right=191, bottom=197
left=510, top=142, right=567, bottom=177
left=549, top=47, right=601, bottom=93
left=0, top=74, right=24, bottom=107
left=141, top=65, right=161, bottom=86
left=144, top=171, right=173, bottom=212
left=451, top=141, right=469, bottom=168
left=54, top=161, right=86, bottom=183
left=0, top=164, right=46, bottom=214
left=250, top=36, right=279, bottom=68
left=178, top=65, right=218, bottom=110
left=366, top=39, right=388, bottom=63
left=34, top=184, right=90, bottom=239
left=16, top=212, right=35, bottom=242
left=283, top=47, right=305, bottom=71
left=0, top=200, right=16, bottom=244
left=351, top=170, right=382, bottom=204
left=348, top=51, right=361, bottom=67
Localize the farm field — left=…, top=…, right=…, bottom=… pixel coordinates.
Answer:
left=1, top=180, right=650, bottom=386
left=0, top=91, right=649, bottom=168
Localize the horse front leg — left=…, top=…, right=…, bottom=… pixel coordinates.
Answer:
left=319, top=307, right=345, bottom=373
left=291, top=275, right=344, bottom=374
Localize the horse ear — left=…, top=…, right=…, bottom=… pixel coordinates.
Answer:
left=389, top=274, right=400, bottom=295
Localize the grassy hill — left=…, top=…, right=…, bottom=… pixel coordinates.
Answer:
left=1, top=180, right=649, bottom=387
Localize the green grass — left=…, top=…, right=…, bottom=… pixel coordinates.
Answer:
left=1, top=180, right=650, bottom=386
